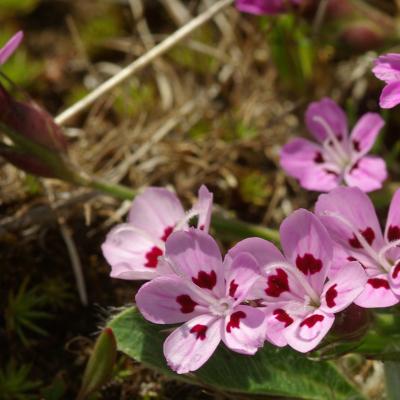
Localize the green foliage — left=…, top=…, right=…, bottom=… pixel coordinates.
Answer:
left=0, top=361, right=41, bottom=400
left=239, top=171, right=271, bottom=206
left=39, top=277, right=74, bottom=310
left=0, top=0, right=39, bottom=14
left=108, top=307, right=365, bottom=400
left=5, top=277, right=52, bottom=346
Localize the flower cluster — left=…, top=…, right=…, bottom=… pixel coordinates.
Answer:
left=103, top=183, right=400, bottom=374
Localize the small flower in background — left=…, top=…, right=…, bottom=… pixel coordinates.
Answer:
left=228, top=209, right=366, bottom=353
left=0, top=31, right=23, bottom=65
left=136, top=229, right=266, bottom=374
left=102, top=186, right=213, bottom=281
left=372, top=53, right=400, bottom=109
left=235, top=0, right=302, bottom=15
left=280, top=98, right=387, bottom=192
left=316, top=186, right=400, bottom=308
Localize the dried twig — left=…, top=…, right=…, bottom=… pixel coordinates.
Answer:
left=55, top=0, right=234, bottom=125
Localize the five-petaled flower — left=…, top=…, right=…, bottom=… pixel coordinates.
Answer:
left=228, top=209, right=367, bottom=353
left=235, top=0, right=302, bottom=15
left=0, top=31, right=23, bottom=65
left=280, top=98, right=387, bottom=193
left=372, top=53, right=400, bottom=109
left=102, top=185, right=213, bottom=280
left=136, top=229, right=266, bottom=373
left=316, top=187, right=400, bottom=308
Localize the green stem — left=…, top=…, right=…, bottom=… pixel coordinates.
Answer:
left=384, top=361, right=400, bottom=400
left=89, top=178, right=137, bottom=201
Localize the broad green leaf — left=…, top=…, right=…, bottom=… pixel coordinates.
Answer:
left=108, top=307, right=365, bottom=400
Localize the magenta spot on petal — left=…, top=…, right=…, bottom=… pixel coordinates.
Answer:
left=326, top=284, right=338, bottom=308
left=348, top=227, right=375, bottom=249
left=176, top=295, right=198, bottom=313
left=265, top=268, right=289, bottom=297
left=300, top=314, right=324, bottom=328
left=392, top=263, right=400, bottom=280
left=353, top=139, right=361, bottom=152
left=192, top=270, right=217, bottom=290
left=368, top=278, right=390, bottom=289
left=145, top=246, right=163, bottom=268
left=190, top=324, right=207, bottom=340
left=226, top=311, right=246, bottom=333
left=295, top=253, right=323, bottom=275
left=273, top=309, right=293, bottom=327
left=229, top=280, right=239, bottom=298
left=388, top=225, right=400, bottom=242
left=314, top=152, right=324, bottom=164
left=161, top=226, right=173, bottom=242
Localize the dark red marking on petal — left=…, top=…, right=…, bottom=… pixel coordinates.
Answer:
left=273, top=308, right=293, bottom=327
left=337, top=134, right=343, bottom=141
left=353, top=139, right=361, bottom=152
left=325, top=169, right=339, bottom=177
left=347, top=256, right=366, bottom=269
left=145, top=246, right=163, bottom=268
left=388, top=225, right=400, bottom=242
left=229, top=280, right=239, bottom=298
left=393, top=263, right=400, bottom=280
left=199, top=224, right=205, bottom=231
left=296, top=253, right=323, bottom=275
left=161, top=226, right=173, bottom=242
left=176, top=295, right=198, bottom=313
left=314, top=152, right=324, bottom=164
left=348, top=227, right=375, bottom=249
left=350, top=161, right=359, bottom=174
left=190, top=324, right=207, bottom=340
left=300, top=314, right=324, bottom=328
left=368, top=278, right=390, bottom=289
left=326, top=283, right=338, bottom=308
left=192, top=270, right=217, bottom=290
left=265, top=268, right=289, bottom=297
left=226, top=311, right=246, bottom=333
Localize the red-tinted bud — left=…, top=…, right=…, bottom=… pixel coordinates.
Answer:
left=340, top=22, right=384, bottom=51
left=0, top=84, right=68, bottom=152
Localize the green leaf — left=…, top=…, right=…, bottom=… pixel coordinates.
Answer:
left=108, top=307, right=365, bottom=400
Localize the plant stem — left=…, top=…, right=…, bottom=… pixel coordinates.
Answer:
left=89, top=178, right=137, bottom=201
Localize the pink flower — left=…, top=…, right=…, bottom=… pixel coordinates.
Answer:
left=372, top=53, right=400, bottom=109
left=135, top=229, right=266, bottom=374
left=316, top=186, right=400, bottom=308
left=101, top=185, right=213, bottom=280
left=0, top=31, right=23, bottom=65
left=235, top=0, right=302, bottom=15
left=280, top=98, right=387, bottom=192
left=228, top=209, right=367, bottom=353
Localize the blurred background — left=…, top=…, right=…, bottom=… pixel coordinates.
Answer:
left=0, top=0, right=399, bottom=398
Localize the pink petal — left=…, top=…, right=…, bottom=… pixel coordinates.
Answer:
left=385, top=189, right=400, bottom=244
left=194, top=185, right=213, bottom=232
left=264, top=304, right=295, bottom=347
left=224, top=252, right=261, bottom=303
left=305, top=98, right=348, bottom=143
left=135, top=276, right=209, bottom=324
left=280, top=209, right=333, bottom=294
left=388, top=262, right=400, bottom=296
left=101, top=223, right=165, bottom=280
left=344, top=156, right=387, bottom=192
left=222, top=305, right=266, bottom=354
left=349, top=113, right=384, bottom=155
left=379, top=81, right=400, bottom=109
left=235, top=0, right=285, bottom=15
left=315, top=187, right=385, bottom=254
left=280, top=138, right=340, bottom=192
left=355, top=274, right=399, bottom=308
left=284, top=310, right=335, bottom=353
left=163, top=315, right=222, bottom=374
left=227, top=237, right=285, bottom=268
left=320, top=261, right=367, bottom=313
left=372, top=53, right=400, bottom=84
left=165, top=229, right=225, bottom=296
left=128, top=187, right=186, bottom=241
left=0, top=31, right=23, bottom=65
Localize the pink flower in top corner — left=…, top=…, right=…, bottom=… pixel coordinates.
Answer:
left=235, top=0, right=302, bottom=15
left=0, top=31, right=23, bottom=65
left=227, top=209, right=367, bottom=353
left=372, top=53, right=400, bottom=109
left=316, top=186, right=400, bottom=308
left=135, top=229, right=266, bottom=374
left=280, top=98, right=387, bottom=193
left=101, top=185, right=213, bottom=281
